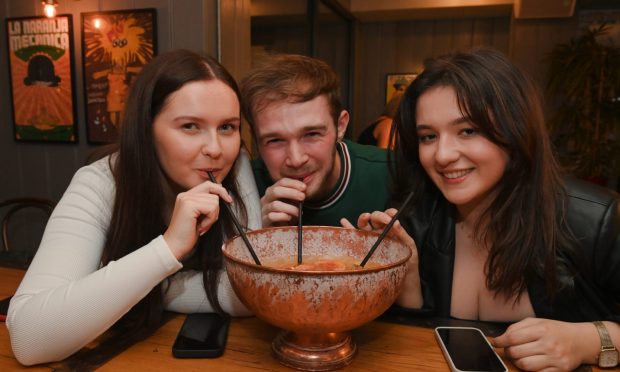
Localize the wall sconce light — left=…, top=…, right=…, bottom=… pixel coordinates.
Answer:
left=42, top=0, right=59, bottom=18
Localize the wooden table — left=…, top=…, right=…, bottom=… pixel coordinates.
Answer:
left=0, top=267, right=612, bottom=371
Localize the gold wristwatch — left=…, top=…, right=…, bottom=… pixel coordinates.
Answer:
left=594, top=321, right=618, bottom=368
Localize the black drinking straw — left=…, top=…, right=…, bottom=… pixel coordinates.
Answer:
left=359, top=191, right=415, bottom=267
left=207, top=171, right=261, bottom=265
left=297, top=201, right=303, bottom=265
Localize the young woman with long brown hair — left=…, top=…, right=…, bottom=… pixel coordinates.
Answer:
left=8, top=49, right=260, bottom=366
left=352, top=48, right=620, bottom=371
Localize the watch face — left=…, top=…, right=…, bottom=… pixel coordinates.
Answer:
left=600, top=350, right=619, bottom=368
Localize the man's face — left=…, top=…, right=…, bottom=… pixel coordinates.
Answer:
left=254, top=95, right=349, bottom=202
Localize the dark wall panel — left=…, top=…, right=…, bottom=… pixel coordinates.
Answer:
left=355, top=17, right=511, bottom=139
left=509, top=17, right=579, bottom=86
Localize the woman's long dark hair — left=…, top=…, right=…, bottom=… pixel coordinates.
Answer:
left=390, top=48, right=578, bottom=300
left=74, top=49, right=247, bottom=366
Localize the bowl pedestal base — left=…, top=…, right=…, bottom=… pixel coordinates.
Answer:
left=271, top=330, right=357, bottom=371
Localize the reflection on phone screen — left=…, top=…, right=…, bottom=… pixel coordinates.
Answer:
left=437, top=327, right=507, bottom=372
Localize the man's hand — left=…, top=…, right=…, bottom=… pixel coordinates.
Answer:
left=261, top=178, right=306, bottom=227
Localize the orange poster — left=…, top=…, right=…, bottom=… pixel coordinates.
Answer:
left=81, top=9, right=156, bottom=143
left=6, top=15, right=77, bottom=142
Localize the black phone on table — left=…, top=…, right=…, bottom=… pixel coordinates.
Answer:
left=172, top=313, right=230, bottom=358
left=435, top=326, right=508, bottom=372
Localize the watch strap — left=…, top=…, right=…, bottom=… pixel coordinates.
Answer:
left=594, top=321, right=615, bottom=350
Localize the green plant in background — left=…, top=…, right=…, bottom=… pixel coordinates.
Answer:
left=546, top=24, right=620, bottom=186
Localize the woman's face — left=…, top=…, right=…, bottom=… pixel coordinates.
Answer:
left=153, top=79, right=241, bottom=192
left=415, top=85, right=508, bottom=215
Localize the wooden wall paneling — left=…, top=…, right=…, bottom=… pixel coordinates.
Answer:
left=472, top=18, right=494, bottom=47
left=220, top=0, right=251, bottom=81
left=0, top=149, right=21, bottom=199
left=355, top=23, right=383, bottom=138
left=391, top=21, right=415, bottom=73
left=316, top=14, right=350, bottom=104
left=369, top=22, right=399, bottom=132
left=452, top=19, right=474, bottom=51
left=0, top=154, right=24, bottom=199
left=354, top=16, right=513, bottom=135
left=351, top=21, right=363, bottom=139
left=491, top=17, right=510, bottom=53
left=0, top=159, right=24, bottom=200
left=393, top=21, right=414, bottom=72
left=201, top=0, right=218, bottom=57
left=431, top=19, right=455, bottom=57
left=18, top=146, right=51, bottom=198
left=220, top=0, right=253, bottom=150
left=509, top=19, right=547, bottom=85
left=509, top=16, right=578, bottom=105
left=361, top=23, right=383, bottom=90
left=356, top=23, right=381, bottom=139
left=380, top=22, right=398, bottom=72
left=409, top=20, right=434, bottom=71
left=471, top=17, right=511, bottom=52
left=47, top=147, right=84, bottom=200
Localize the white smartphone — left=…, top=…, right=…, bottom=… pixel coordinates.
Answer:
left=435, top=326, right=508, bottom=372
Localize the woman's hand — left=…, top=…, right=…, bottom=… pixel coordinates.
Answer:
left=492, top=318, right=600, bottom=371
left=164, top=181, right=233, bottom=260
left=342, top=208, right=416, bottom=256
left=341, top=209, right=423, bottom=308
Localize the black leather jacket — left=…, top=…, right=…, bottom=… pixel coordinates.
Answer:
left=399, top=178, right=620, bottom=323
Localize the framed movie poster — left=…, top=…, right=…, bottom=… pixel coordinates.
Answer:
left=385, top=73, right=417, bottom=104
left=81, top=8, right=157, bottom=143
left=5, top=15, right=77, bottom=142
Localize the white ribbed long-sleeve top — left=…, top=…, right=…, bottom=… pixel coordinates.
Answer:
left=7, top=151, right=261, bottom=366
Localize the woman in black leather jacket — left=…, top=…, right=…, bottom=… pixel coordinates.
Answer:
left=351, top=48, right=620, bottom=371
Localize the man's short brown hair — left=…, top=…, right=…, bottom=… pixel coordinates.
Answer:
left=240, top=54, right=343, bottom=133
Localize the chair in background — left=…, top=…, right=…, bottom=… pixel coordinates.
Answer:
left=0, top=198, right=55, bottom=268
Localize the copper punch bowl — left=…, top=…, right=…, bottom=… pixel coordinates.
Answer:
left=223, top=226, right=411, bottom=371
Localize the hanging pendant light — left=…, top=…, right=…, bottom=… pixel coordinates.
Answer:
left=42, top=0, right=59, bottom=18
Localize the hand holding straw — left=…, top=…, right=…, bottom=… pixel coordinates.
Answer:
left=359, top=191, right=415, bottom=267
left=297, top=201, right=303, bottom=265
left=207, top=171, right=261, bottom=265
